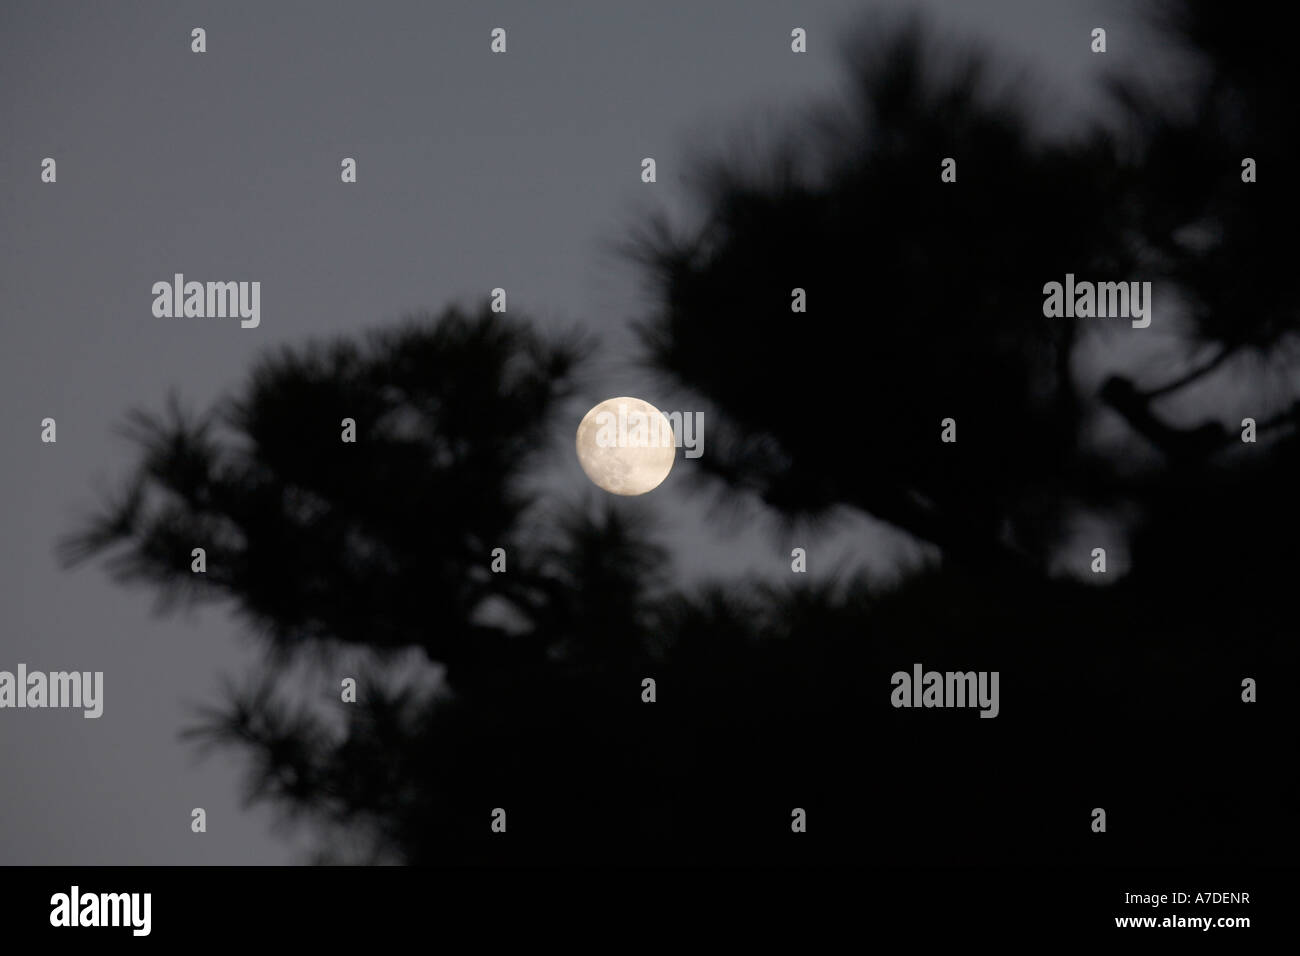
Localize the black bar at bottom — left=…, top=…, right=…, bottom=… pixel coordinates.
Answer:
left=0, top=865, right=1292, bottom=943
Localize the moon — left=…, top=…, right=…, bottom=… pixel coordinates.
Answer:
left=575, top=397, right=676, bottom=495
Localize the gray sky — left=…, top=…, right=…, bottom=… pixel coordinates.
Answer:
left=0, top=0, right=1125, bottom=864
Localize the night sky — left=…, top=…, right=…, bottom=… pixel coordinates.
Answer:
left=1, top=0, right=1143, bottom=864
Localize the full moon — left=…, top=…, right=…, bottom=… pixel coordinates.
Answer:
left=575, top=397, right=676, bottom=495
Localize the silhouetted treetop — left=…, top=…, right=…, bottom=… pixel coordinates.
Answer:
left=61, top=307, right=591, bottom=676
